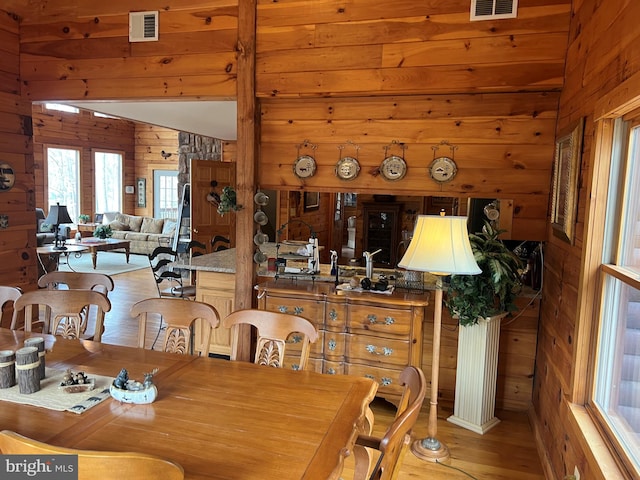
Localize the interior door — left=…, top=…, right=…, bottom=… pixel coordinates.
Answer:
left=191, top=160, right=236, bottom=250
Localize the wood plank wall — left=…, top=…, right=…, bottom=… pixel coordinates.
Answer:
left=533, top=1, right=640, bottom=479
left=0, top=11, right=37, bottom=291
left=31, top=104, right=137, bottom=216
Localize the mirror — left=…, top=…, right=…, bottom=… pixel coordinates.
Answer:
left=265, top=191, right=518, bottom=267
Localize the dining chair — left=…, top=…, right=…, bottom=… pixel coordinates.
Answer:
left=0, top=430, right=184, bottom=480
left=148, top=246, right=196, bottom=299
left=0, top=286, right=21, bottom=328
left=130, top=297, right=220, bottom=355
left=211, top=235, right=230, bottom=252
left=11, top=289, right=112, bottom=340
left=223, top=309, right=319, bottom=370
left=38, top=271, right=115, bottom=341
left=353, top=366, right=427, bottom=480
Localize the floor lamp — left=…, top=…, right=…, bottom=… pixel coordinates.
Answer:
left=398, top=213, right=481, bottom=463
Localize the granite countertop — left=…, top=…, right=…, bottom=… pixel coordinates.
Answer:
left=171, top=248, right=238, bottom=273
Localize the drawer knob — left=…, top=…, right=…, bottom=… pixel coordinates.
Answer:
left=365, top=374, right=393, bottom=386
left=328, top=339, right=337, bottom=351
left=367, top=314, right=395, bottom=325
left=329, top=309, right=338, bottom=322
left=366, top=345, right=393, bottom=356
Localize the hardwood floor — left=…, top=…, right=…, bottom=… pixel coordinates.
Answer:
left=102, top=267, right=546, bottom=480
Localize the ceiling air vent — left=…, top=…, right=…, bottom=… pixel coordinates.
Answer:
left=471, top=0, right=518, bottom=21
left=129, top=11, right=158, bottom=42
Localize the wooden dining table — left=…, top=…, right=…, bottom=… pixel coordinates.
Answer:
left=0, top=328, right=378, bottom=479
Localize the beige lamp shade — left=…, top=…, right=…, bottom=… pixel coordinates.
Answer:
left=398, top=214, right=481, bottom=275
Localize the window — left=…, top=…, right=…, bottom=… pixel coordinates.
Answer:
left=44, top=103, right=79, bottom=114
left=93, top=150, right=123, bottom=214
left=153, top=170, right=178, bottom=219
left=592, top=117, right=640, bottom=476
left=46, top=146, right=80, bottom=221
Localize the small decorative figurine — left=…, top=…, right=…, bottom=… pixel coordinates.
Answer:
left=109, top=367, right=158, bottom=404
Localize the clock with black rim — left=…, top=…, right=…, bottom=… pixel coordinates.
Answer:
left=335, top=156, right=360, bottom=180
left=293, top=155, right=317, bottom=179
left=428, top=156, right=457, bottom=183
left=380, top=155, right=407, bottom=181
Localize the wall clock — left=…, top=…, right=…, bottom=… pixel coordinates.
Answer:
left=0, top=162, right=16, bottom=191
left=293, top=155, right=317, bottom=179
left=380, top=155, right=407, bottom=181
left=428, top=156, right=457, bottom=183
left=335, top=156, right=360, bottom=180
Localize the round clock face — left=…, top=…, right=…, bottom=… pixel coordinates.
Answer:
left=484, top=203, right=500, bottom=221
left=0, top=162, right=15, bottom=191
left=293, top=155, right=317, bottom=179
left=380, top=155, right=407, bottom=181
left=428, top=156, right=457, bottom=183
left=335, top=157, right=360, bottom=180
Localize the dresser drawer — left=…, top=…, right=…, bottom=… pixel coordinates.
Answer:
left=324, top=302, right=347, bottom=332
left=323, top=360, right=346, bottom=376
left=346, top=333, right=410, bottom=367
left=322, top=330, right=346, bottom=361
left=263, top=296, right=324, bottom=327
left=347, top=304, right=413, bottom=336
left=345, top=363, right=404, bottom=398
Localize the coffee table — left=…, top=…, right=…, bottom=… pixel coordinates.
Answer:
left=67, top=238, right=130, bottom=269
left=36, top=244, right=89, bottom=273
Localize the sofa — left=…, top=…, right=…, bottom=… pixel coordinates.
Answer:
left=103, top=212, right=176, bottom=256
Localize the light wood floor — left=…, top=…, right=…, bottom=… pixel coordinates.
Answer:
left=101, top=266, right=546, bottom=480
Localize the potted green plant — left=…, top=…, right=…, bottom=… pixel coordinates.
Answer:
left=93, top=224, right=113, bottom=239
left=78, top=214, right=91, bottom=224
left=217, top=186, right=242, bottom=215
left=445, top=221, right=524, bottom=434
left=445, top=221, right=523, bottom=327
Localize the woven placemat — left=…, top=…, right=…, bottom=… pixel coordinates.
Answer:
left=0, top=367, right=113, bottom=414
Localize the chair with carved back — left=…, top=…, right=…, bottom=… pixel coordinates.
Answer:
left=0, top=430, right=184, bottom=480
left=11, top=289, right=112, bottom=341
left=353, top=366, right=427, bottom=480
left=130, top=297, right=220, bottom=356
left=223, top=309, right=319, bottom=370
left=0, top=286, right=21, bottom=329
left=38, top=271, right=114, bottom=340
left=211, top=235, right=230, bottom=252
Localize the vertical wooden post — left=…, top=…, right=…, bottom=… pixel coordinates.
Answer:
left=234, top=0, right=258, bottom=360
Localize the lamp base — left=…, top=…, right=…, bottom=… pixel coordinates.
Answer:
left=411, top=436, right=450, bottom=463
left=52, top=245, right=68, bottom=251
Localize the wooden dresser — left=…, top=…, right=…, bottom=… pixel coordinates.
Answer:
left=256, top=280, right=429, bottom=403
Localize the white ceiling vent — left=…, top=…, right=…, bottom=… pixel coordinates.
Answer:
left=129, top=11, right=158, bottom=42
left=471, top=0, right=518, bottom=21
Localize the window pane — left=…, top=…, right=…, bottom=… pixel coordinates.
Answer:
left=594, top=277, right=640, bottom=468
left=47, top=147, right=80, bottom=221
left=621, top=128, right=640, bottom=273
left=153, top=170, right=178, bottom=219
left=94, top=151, right=122, bottom=213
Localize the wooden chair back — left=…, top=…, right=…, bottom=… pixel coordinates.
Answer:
left=130, top=297, right=220, bottom=356
left=354, top=366, right=427, bottom=480
left=38, top=271, right=114, bottom=295
left=0, top=430, right=184, bottom=480
left=0, top=286, right=21, bottom=328
left=223, top=309, right=319, bottom=370
left=38, top=272, right=114, bottom=340
left=11, top=289, right=111, bottom=340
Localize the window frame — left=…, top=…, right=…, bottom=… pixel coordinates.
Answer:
left=44, top=144, right=81, bottom=222
left=92, top=148, right=124, bottom=215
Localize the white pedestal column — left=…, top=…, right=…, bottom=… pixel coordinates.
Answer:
left=447, top=313, right=505, bottom=434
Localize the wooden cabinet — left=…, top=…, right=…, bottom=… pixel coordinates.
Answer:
left=256, top=280, right=428, bottom=403
left=362, top=202, right=402, bottom=267
left=195, top=271, right=234, bottom=356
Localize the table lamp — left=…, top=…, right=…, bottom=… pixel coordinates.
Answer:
left=398, top=212, right=481, bottom=463
left=44, top=202, right=73, bottom=250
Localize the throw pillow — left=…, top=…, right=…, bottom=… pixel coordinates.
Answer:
left=141, top=217, right=164, bottom=234
left=162, top=220, right=177, bottom=235
left=109, top=220, right=130, bottom=231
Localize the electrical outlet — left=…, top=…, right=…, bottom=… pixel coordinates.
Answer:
left=574, top=466, right=581, bottom=480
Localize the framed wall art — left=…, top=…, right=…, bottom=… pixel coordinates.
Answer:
left=551, top=117, right=584, bottom=244
left=136, top=177, right=146, bottom=207
left=304, top=191, right=319, bottom=211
